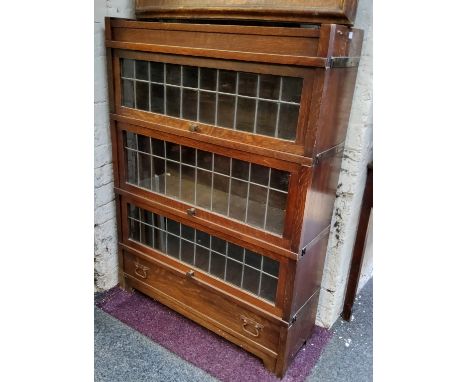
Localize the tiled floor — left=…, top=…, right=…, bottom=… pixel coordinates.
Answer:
left=94, top=279, right=373, bottom=381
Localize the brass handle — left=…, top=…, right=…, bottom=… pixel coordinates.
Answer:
left=187, top=207, right=196, bottom=216
left=189, top=123, right=200, bottom=133
left=186, top=269, right=195, bottom=278
left=134, top=262, right=150, bottom=279
left=240, top=315, right=264, bottom=338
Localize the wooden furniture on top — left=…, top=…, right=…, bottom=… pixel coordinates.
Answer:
left=105, top=18, right=363, bottom=377
left=135, top=0, right=360, bottom=25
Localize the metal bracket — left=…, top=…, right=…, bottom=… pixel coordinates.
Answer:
left=326, top=56, right=361, bottom=69
left=299, top=225, right=331, bottom=260
left=313, top=142, right=345, bottom=166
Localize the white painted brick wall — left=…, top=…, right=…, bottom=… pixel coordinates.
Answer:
left=94, top=1, right=135, bottom=291
left=316, top=0, right=373, bottom=328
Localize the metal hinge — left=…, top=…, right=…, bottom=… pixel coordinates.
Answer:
left=326, top=56, right=361, bottom=69
left=299, top=226, right=331, bottom=260
left=313, top=142, right=345, bottom=167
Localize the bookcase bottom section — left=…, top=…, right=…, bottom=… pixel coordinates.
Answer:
left=121, top=249, right=321, bottom=377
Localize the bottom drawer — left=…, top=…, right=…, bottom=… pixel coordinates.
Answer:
left=122, top=249, right=285, bottom=359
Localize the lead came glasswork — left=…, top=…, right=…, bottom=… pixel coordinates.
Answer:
left=124, top=131, right=290, bottom=236
left=127, top=203, right=280, bottom=303
left=120, top=58, right=303, bottom=141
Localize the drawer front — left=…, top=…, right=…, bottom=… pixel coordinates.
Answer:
left=123, top=249, right=283, bottom=353
left=115, top=123, right=307, bottom=249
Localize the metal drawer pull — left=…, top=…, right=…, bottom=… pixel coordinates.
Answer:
left=189, top=123, right=200, bottom=133
left=186, top=269, right=195, bottom=278
left=187, top=207, right=196, bottom=216
left=240, top=315, right=264, bottom=338
left=134, top=262, right=150, bottom=279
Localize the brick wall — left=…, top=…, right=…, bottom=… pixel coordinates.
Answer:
left=94, top=1, right=134, bottom=291
left=316, top=0, right=373, bottom=327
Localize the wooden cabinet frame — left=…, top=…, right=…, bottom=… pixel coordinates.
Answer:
left=105, top=17, right=363, bottom=377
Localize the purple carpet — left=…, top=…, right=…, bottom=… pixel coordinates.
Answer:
left=96, top=287, right=332, bottom=381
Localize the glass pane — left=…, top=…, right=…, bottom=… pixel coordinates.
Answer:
left=250, top=164, right=269, bottom=186
left=152, top=157, right=165, bottom=193
left=278, top=104, right=299, bottom=140
left=165, top=161, right=180, bottom=198
left=152, top=138, right=165, bottom=157
left=229, top=179, right=248, bottom=221
left=196, top=169, right=212, bottom=210
left=181, top=240, right=195, bottom=265
left=122, top=79, right=134, bottom=108
left=263, top=257, right=279, bottom=277
left=210, top=252, right=226, bottom=279
left=126, top=150, right=138, bottom=185
left=259, top=75, right=280, bottom=100
left=195, top=245, right=210, bottom=271
left=182, top=89, right=198, bottom=120
left=197, top=150, right=212, bottom=170
left=181, top=165, right=195, bottom=204
left=232, top=159, right=249, bottom=181
left=211, top=236, right=227, bottom=255
left=246, top=184, right=268, bottom=228
left=121, top=58, right=134, bottom=78
left=270, top=169, right=289, bottom=192
left=245, top=250, right=262, bottom=269
left=166, top=86, right=181, bottom=117
left=137, top=135, right=151, bottom=153
left=181, top=225, right=195, bottom=241
left=181, top=146, right=196, bottom=166
left=281, top=77, right=302, bottom=103
left=153, top=227, right=166, bottom=252
left=128, top=218, right=140, bottom=242
left=183, top=66, right=198, bottom=88
left=226, top=259, right=243, bottom=287
left=138, top=153, right=151, bottom=189
left=238, top=72, right=258, bottom=97
left=214, top=154, right=230, bottom=175
left=212, top=174, right=229, bottom=215
left=166, top=64, right=181, bottom=85
left=236, top=97, right=255, bottom=133
left=125, top=131, right=137, bottom=149
left=256, top=100, right=277, bottom=137
left=228, top=243, right=244, bottom=262
left=265, top=190, right=287, bottom=234
left=150, top=62, right=164, bottom=83
left=260, top=274, right=277, bottom=301
left=167, top=219, right=180, bottom=236
left=141, top=221, right=153, bottom=247
left=243, top=266, right=260, bottom=294
left=218, top=70, right=236, bottom=94
left=135, top=60, right=149, bottom=81
left=150, top=84, right=164, bottom=114
left=199, top=91, right=216, bottom=125
left=135, top=81, right=149, bottom=111
left=195, top=229, right=210, bottom=248
left=166, top=233, right=180, bottom=258
left=166, top=142, right=180, bottom=161
left=200, top=67, right=217, bottom=90
left=217, top=94, right=235, bottom=128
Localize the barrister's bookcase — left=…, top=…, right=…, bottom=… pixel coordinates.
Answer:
left=105, top=17, right=363, bottom=377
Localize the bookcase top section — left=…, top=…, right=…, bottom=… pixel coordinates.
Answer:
left=134, top=0, right=359, bottom=25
